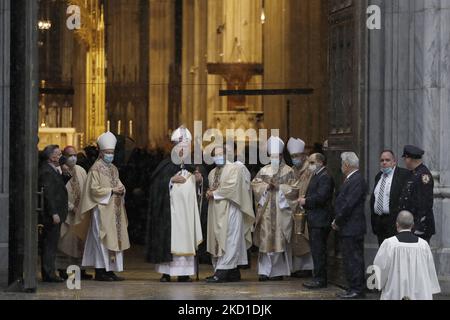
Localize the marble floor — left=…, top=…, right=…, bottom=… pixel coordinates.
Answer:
left=0, top=246, right=446, bottom=300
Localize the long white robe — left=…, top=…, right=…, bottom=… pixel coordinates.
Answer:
left=57, top=165, right=87, bottom=269
left=156, top=169, right=203, bottom=276
left=207, top=163, right=255, bottom=271
left=373, top=236, right=441, bottom=300
left=82, top=207, right=124, bottom=272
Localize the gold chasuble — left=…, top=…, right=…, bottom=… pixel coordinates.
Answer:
left=78, top=159, right=130, bottom=252
left=252, top=162, right=296, bottom=253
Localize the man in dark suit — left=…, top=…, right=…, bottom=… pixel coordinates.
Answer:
left=370, top=150, right=410, bottom=246
left=332, top=152, right=367, bottom=299
left=399, top=145, right=435, bottom=243
left=38, top=145, right=71, bottom=282
left=299, top=153, right=335, bottom=289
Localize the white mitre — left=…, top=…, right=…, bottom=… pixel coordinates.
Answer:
left=171, top=126, right=193, bottom=143
left=97, top=132, right=117, bottom=150
left=267, top=136, right=285, bottom=155
left=287, top=138, right=306, bottom=155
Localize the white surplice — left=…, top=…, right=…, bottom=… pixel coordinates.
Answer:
left=374, top=236, right=441, bottom=300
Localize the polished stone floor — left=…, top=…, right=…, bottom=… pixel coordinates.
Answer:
left=0, top=246, right=447, bottom=300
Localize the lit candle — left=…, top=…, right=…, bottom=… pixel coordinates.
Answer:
left=129, top=120, right=133, bottom=138
left=117, top=120, right=122, bottom=135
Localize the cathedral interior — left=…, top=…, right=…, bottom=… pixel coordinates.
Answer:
left=37, top=0, right=330, bottom=153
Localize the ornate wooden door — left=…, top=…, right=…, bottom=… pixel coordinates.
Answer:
left=326, top=0, right=366, bottom=287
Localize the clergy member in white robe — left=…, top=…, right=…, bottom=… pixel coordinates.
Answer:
left=373, top=211, right=440, bottom=300
left=286, top=138, right=314, bottom=277
left=155, top=127, right=203, bottom=282
left=78, top=132, right=130, bottom=281
left=56, top=146, right=92, bottom=280
left=205, top=145, right=255, bottom=283
left=252, top=137, right=296, bottom=281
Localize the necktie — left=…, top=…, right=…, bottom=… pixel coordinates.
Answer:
left=376, top=174, right=388, bottom=215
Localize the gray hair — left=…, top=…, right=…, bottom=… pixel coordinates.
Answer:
left=341, top=152, right=359, bottom=168
left=42, top=145, right=60, bottom=161
left=397, top=211, right=415, bottom=230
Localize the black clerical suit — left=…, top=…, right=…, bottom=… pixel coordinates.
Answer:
left=370, top=167, right=410, bottom=246
left=38, top=162, right=70, bottom=280
left=334, top=170, right=367, bottom=295
left=304, top=167, right=335, bottom=285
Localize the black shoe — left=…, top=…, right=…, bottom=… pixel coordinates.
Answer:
left=337, top=291, right=366, bottom=299
left=42, top=276, right=64, bottom=283
left=58, top=269, right=69, bottom=280
left=95, top=269, right=114, bottom=282
left=258, top=275, right=269, bottom=282
left=291, top=270, right=313, bottom=278
left=269, top=276, right=284, bottom=281
left=206, top=275, right=227, bottom=283
left=106, top=271, right=125, bottom=281
left=81, top=270, right=93, bottom=280
left=303, top=280, right=327, bottom=289
left=178, top=276, right=193, bottom=283
left=228, top=269, right=241, bottom=282
left=160, top=274, right=171, bottom=282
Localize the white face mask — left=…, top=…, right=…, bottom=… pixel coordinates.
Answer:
left=309, top=164, right=318, bottom=172
left=66, top=156, right=77, bottom=167
left=214, top=156, right=225, bottom=166
left=103, top=154, right=114, bottom=164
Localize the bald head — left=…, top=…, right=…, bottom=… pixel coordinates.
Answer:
left=396, top=211, right=414, bottom=231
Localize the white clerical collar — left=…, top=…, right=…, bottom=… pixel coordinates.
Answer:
left=346, top=169, right=358, bottom=180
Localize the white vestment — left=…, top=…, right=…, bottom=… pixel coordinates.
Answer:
left=374, top=236, right=441, bottom=300
left=212, top=199, right=248, bottom=270
left=156, top=169, right=203, bottom=276
left=82, top=193, right=123, bottom=272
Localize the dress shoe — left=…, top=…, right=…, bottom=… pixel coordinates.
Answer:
left=291, top=270, right=313, bottom=278
left=269, top=276, right=284, bottom=281
left=95, top=269, right=114, bottom=281
left=205, top=275, right=227, bottom=283
left=258, top=275, right=269, bottom=282
left=42, top=276, right=64, bottom=283
left=303, top=280, right=327, bottom=289
left=177, top=276, right=193, bottom=283
left=106, top=271, right=125, bottom=281
left=81, top=270, right=93, bottom=280
left=228, top=269, right=241, bottom=282
left=337, top=291, right=366, bottom=299
left=160, top=274, right=171, bottom=282
left=58, top=269, right=69, bottom=280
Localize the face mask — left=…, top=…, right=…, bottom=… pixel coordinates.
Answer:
left=66, top=156, right=77, bottom=167
left=214, top=156, right=225, bottom=166
left=309, top=164, right=318, bottom=172
left=292, top=159, right=303, bottom=168
left=103, top=154, right=114, bottom=164
left=381, top=167, right=393, bottom=175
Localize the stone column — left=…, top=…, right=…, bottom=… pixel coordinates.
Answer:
left=149, top=0, right=175, bottom=145
left=367, top=0, right=450, bottom=293
left=0, top=0, right=11, bottom=288
left=9, top=0, right=39, bottom=291
left=181, top=0, right=208, bottom=131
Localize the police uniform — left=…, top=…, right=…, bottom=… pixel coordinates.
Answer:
left=398, top=145, right=435, bottom=242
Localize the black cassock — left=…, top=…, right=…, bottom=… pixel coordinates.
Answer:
left=145, top=157, right=210, bottom=264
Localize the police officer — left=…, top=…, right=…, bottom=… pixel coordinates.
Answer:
left=399, top=145, right=435, bottom=243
